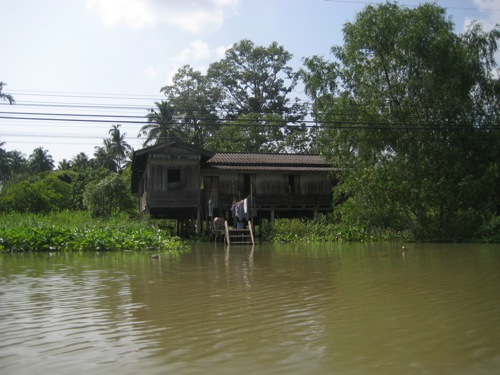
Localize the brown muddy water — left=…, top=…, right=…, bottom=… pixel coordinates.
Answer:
left=1, top=242, right=499, bottom=375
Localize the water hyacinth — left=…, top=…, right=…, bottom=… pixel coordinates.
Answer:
left=0, top=212, right=187, bottom=253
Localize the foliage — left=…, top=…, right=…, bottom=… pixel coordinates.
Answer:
left=139, top=101, right=185, bottom=146
left=0, top=173, right=73, bottom=214
left=83, top=173, right=136, bottom=218
left=160, top=65, right=222, bottom=148
left=153, top=41, right=310, bottom=152
left=108, top=124, right=132, bottom=170
left=208, top=39, right=308, bottom=152
left=0, top=165, right=135, bottom=218
left=92, top=125, right=132, bottom=172
left=0, top=212, right=187, bottom=253
left=0, top=82, right=15, bottom=104
left=208, top=39, right=301, bottom=118
left=268, top=215, right=412, bottom=243
left=301, top=2, right=500, bottom=241
left=476, top=215, right=500, bottom=243
left=207, top=113, right=287, bottom=153
left=28, top=147, right=54, bottom=173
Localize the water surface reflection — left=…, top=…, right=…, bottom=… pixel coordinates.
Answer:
left=1, top=243, right=499, bottom=374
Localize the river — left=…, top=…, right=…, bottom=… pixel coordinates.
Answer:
left=1, top=242, right=499, bottom=375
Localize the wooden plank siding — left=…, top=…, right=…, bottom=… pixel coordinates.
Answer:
left=147, top=190, right=200, bottom=208
left=131, top=140, right=336, bottom=226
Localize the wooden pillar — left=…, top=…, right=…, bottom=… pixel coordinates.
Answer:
left=196, top=207, right=202, bottom=235
left=270, top=207, right=275, bottom=226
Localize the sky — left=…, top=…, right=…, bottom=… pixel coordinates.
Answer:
left=1, top=0, right=499, bottom=164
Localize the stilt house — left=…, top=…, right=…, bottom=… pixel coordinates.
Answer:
left=130, top=140, right=335, bottom=235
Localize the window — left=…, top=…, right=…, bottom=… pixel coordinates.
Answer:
left=152, top=166, right=182, bottom=190
left=168, top=168, right=181, bottom=189
left=285, top=174, right=300, bottom=194
left=238, top=174, right=255, bottom=196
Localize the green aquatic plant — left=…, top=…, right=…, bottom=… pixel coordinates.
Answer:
left=0, top=212, right=187, bottom=253
left=268, top=215, right=411, bottom=243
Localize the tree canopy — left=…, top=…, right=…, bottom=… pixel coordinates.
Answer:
left=2, top=17, right=499, bottom=240
left=143, top=40, right=310, bottom=152
left=301, top=2, right=500, bottom=240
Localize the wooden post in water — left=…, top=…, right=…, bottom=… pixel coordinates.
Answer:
left=224, top=220, right=230, bottom=246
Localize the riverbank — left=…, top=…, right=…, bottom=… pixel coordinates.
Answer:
left=266, top=216, right=412, bottom=243
left=1, top=212, right=497, bottom=253
left=0, top=212, right=187, bottom=253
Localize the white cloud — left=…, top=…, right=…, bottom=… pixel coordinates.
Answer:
left=471, top=0, right=500, bottom=28
left=177, top=40, right=211, bottom=62
left=145, top=64, right=161, bottom=78
left=86, top=0, right=156, bottom=28
left=215, top=44, right=231, bottom=59
left=160, top=40, right=229, bottom=85
left=86, top=0, right=240, bottom=32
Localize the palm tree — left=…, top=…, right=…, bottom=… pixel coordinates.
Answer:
left=0, top=82, right=15, bottom=104
left=94, top=139, right=118, bottom=172
left=0, top=140, right=9, bottom=183
left=0, top=142, right=26, bottom=183
left=6, top=150, right=27, bottom=177
left=108, top=124, right=132, bottom=170
left=57, top=159, right=73, bottom=171
left=139, top=101, right=185, bottom=146
left=28, top=147, right=54, bottom=173
left=71, top=152, right=91, bottom=170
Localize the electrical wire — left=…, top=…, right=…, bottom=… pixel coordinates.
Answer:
left=323, top=0, right=500, bottom=11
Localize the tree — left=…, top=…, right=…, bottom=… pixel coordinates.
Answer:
left=301, top=2, right=500, bottom=240
left=0, top=173, right=72, bottom=213
left=0, top=82, right=15, bottom=104
left=139, top=101, right=185, bottom=146
left=207, top=113, right=287, bottom=153
left=160, top=65, right=222, bottom=148
left=71, top=167, right=111, bottom=211
left=98, top=125, right=132, bottom=171
left=207, top=40, right=308, bottom=152
left=28, top=147, right=54, bottom=173
left=208, top=39, right=302, bottom=118
left=71, top=152, right=91, bottom=171
left=58, top=159, right=73, bottom=171
left=0, top=141, right=9, bottom=183
left=2, top=150, right=28, bottom=182
left=93, top=139, right=118, bottom=171
left=83, top=173, right=136, bottom=218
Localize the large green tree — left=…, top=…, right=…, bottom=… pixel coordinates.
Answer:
left=208, top=39, right=308, bottom=152
left=302, top=2, right=500, bottom=240
left=160, top=65, right=222, bottom=148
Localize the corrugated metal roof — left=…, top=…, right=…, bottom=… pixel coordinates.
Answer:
left=206, top=152, right=328, bottom=167
left=208, top=165, right=333, bottom=172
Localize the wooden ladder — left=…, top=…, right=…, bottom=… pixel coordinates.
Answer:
left=224, top=221, right=254, bottom=246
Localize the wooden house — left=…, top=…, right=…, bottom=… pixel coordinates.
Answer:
left=131, top=140, right=335, bottom=235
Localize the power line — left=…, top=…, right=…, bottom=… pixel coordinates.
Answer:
left=0, top=115, right=148, bottom=125
left=1, top=115, right=497, bottom=131
left=8, top=89, right=165, bottom=102
left=323, top=0, right=500, bottom=11
left=1, top=102, right=155, bottom=112
left=0, top=111, right=147, bottom=120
